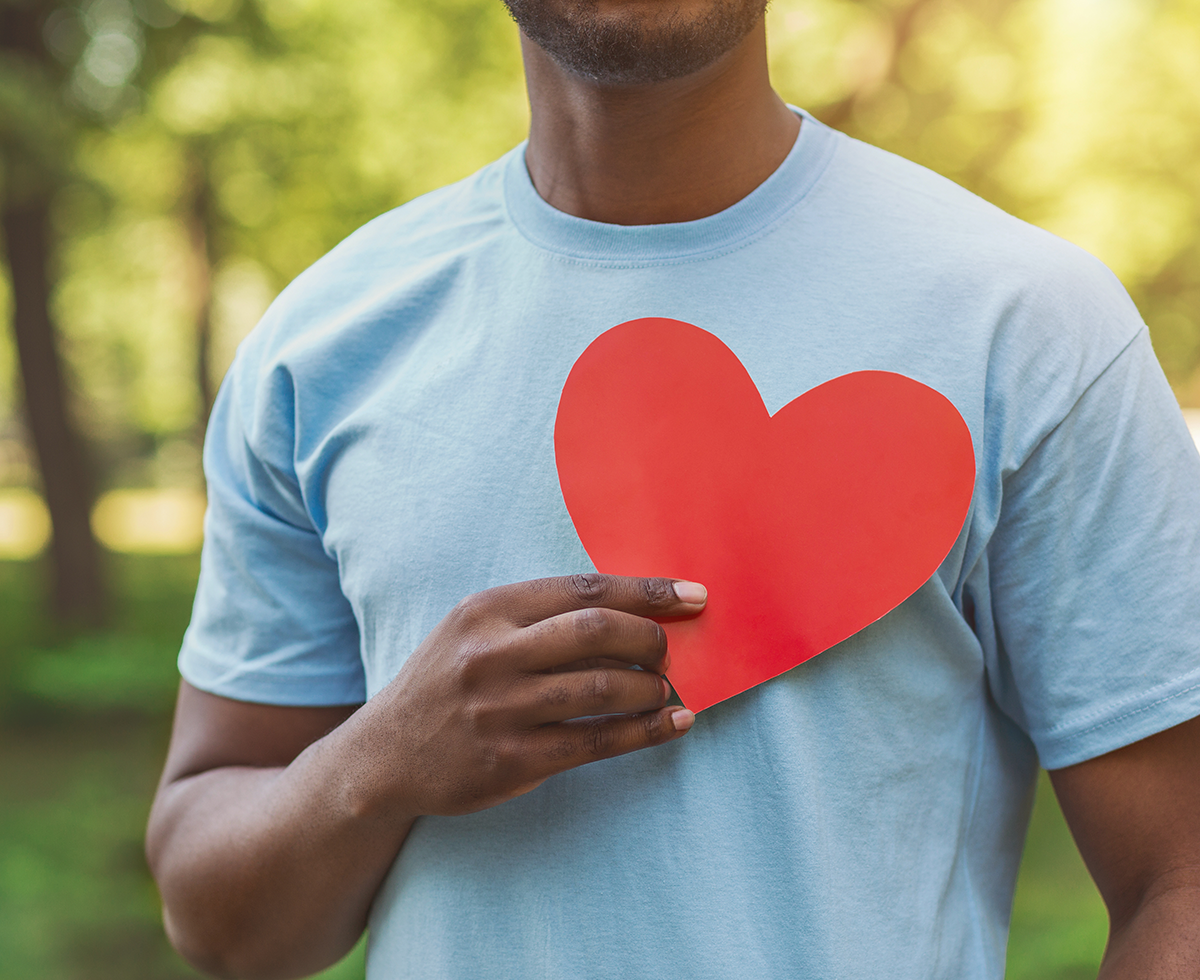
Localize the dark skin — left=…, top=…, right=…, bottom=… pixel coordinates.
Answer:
left=521, top=18, right=799, bottom=224
left=149, top=575, right=706, bottom=978
left=1053, top=716, right=1200, bottom=978
left=147, top=9, right=1200, bottom=980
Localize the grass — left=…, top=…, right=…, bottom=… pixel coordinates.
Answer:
left=0, top=557, right=365, bottom=980
left=1007, top=772, right=1108, bottom=979
left=0, top=556, right=1108, bottom=979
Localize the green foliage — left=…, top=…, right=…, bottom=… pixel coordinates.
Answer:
left=0, top=555, right=368, bottom=979
left=1, top=719, right=193, bottom=980
left=0, top=554, right=195, bottom=720
left=2, top=0, right=529, bottom=485
left=0, top=715, right=368, bottom=980
left=1007, top=772, right=1109, bottom=980
left=19, top=632, right=182, bottom=711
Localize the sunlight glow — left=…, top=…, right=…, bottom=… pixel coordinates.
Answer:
left=91, top=488, right=207, bottom=554
left=0, top=489, right=52, bottom=560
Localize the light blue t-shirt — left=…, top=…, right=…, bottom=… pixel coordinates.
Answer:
left=180, top=111, right=1200, bottom=979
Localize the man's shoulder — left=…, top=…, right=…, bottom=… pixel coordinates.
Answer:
left=339, top=151, right=515, bottom=260
left=824, top=129, right=1117, bottom=290
left=304, top=150, right=512, bottom=284
left=812, top=124, right=1141, bottom=348
left=245, top=149, right=517, bottom=356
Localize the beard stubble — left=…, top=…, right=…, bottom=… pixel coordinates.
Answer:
left=502, top=0, right=770, bottom=85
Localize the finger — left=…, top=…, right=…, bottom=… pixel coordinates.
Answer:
left=517, top=607, right=670, bottom=672
left=548, top=657, right=636, bottom=673
left=480, top=573, right=707, bottom=628
left=521, top=667, right=670, bottom=725
left=528, top=706, right=696, bottom=778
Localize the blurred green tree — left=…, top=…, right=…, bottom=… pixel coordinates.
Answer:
left=0, top=0, right=297, bottom=615
left=1, top=0, right=106, bottom=621
left=0, top=0, right=247, bottom=619
left=144, top=0, right=529, bottom=404
left=36, top=0, right=528, bottom=498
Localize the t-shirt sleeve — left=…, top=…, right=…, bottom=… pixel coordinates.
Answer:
left=178, top=340, right=367, bottom=707
left=986, top=328, right=1200, bottom=769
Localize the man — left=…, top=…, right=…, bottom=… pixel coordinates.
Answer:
left=146, top=0, right=1200, bottom=977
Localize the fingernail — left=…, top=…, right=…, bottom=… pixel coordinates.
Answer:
left=671, top=708, right=695, bottom=732
left=672, top=581, right=707, bottom=604
left=661, top=675, right=672, bottom=699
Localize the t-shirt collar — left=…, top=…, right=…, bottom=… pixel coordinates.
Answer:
left=503, top=106, right=838, bottom=263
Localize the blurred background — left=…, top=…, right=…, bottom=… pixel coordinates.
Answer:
left=1, top=0, right=1198, bottom=975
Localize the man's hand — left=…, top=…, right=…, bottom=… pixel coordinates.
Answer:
left=146, top=573, right=705, bottom=980
left=354, top=573, right=702, bottom=818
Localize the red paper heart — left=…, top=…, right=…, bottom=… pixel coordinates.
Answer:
left=554, top=318, right=975, bottom=712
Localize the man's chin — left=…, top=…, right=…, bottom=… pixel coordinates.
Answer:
left=504, top=0, right=767, bottom=86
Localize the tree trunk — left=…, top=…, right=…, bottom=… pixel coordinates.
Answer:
left=186, top=154, right=217, bottom=429
left=2, top=198, right=105, bottom=624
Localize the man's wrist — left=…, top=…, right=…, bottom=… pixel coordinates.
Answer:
left=320, top=694, right=423, bottom=833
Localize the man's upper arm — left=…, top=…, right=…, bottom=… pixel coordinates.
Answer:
left=981, top=330, right=1200, bottom=770
left=158, top=681, right=361, bottom=788
left=1050, top=715, right=1200, bottom=933
left=180, top=330, right=366, bottom=709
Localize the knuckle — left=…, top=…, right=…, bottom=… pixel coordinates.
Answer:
left=642, top=577, right=675, bottom=607
left=451, top=591, right=490, bottom=625
left=641, top=709, right=665, bottom=744
left=566, top=572, right=606, bottom=604
left=453, top=689, right=492, bottom=740
left=485, top=736, right=523, bottom=780
left=449, top=636, right=494, bottom=688
left=582, top=719, right=615, bottom=757
left=573, top=606, right=613, bottom=645
left=584, top=669, right=614, bottom=708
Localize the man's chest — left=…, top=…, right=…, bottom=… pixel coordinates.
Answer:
left=309, top=336, right=980, bottom=707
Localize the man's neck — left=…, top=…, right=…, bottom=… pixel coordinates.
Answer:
left=521, top=21, right=800, bottom=226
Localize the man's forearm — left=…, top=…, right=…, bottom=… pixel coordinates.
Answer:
left=148, top=713, right=416, bottom=980
left=148, top=577, right=701, bottom=978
